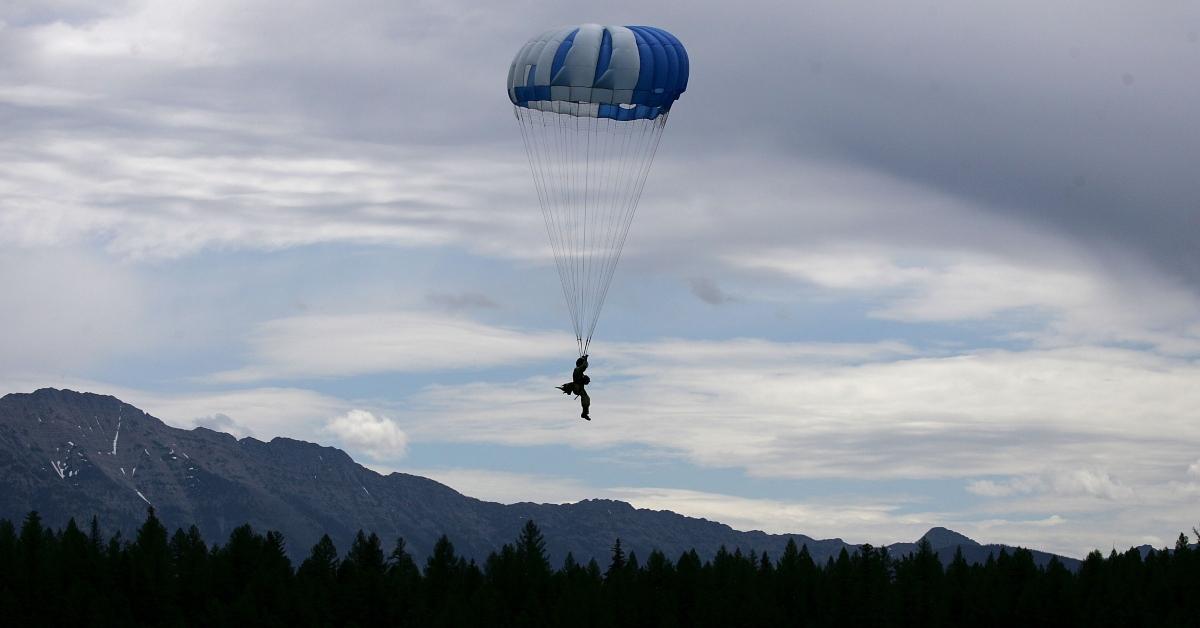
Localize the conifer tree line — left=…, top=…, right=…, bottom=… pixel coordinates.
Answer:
left=1, top=509, right=1198, bottom=627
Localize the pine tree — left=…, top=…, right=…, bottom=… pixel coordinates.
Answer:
left=826, top=547, right=855, bottom=626
left=514, top=520, right=552, bottom=626
left=674, top=549, right=702, bottom=628
left=606, top=538, right=626, bottom=578
left=88, top=515, right=103, bottom=553
left=57, top=518, right=96, bottom=624
left=944, top=545, right=970, bottom=624
left=16, top=512, right=48, bottom=623
left=129, top=508, right=173, bottom=623
left=775, top=539, right=812, bottom=626
left=386, top=537, right=422, bottom=626
left=0, top=518, right=16, bottom=616
left=424, top=534, right=467, bottom=626
left=211, top=523, right=292, bottom=625
left=603, top=538, right=634, bottom=627
left=339, top=531, right=387, bottom=626
left=297, top=535, right=339, bottom=626
left=642, top=549, right=678, bottom=627
left=170, top=525, right=210, bottom=620
left=896, top=538, right=943, bottom=627
left=255, top=530, right=294, bottom=622
left=1077, top=549, right=1108, bottom=626
left=1042, top=555, right=1075, bottom=626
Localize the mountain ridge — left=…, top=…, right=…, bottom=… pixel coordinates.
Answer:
left=0, top=388, right=1079, bottom=569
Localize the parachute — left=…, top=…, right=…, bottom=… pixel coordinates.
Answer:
left=508, top=24, right=689, bottom=356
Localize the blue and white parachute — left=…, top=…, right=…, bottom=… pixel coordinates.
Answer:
left=508, top=24, right=689, bottom=355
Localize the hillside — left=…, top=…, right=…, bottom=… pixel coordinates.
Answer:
left=0, top=388, right=1077, bottom=568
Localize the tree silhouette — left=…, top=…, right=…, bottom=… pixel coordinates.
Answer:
left=338, top=531, right=387, bottom=626
left=1, top=509, right=1199, bottom=626
left=386, top=537, right=421, bottom=626
left=297, top=534, right=339, bottom=625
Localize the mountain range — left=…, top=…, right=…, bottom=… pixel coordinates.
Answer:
left=0, top=388, right=1079, bottom=569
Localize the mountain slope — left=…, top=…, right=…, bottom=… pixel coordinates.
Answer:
left=0, top=388, right=1078, bottom=569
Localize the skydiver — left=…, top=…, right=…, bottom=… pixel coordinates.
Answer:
left=557, top=355, right=591, bottom=420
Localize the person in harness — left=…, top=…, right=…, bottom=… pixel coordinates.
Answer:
left=557, top=355, right=591, bottom=420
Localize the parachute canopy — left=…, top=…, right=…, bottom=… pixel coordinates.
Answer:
left=509, top=24, right=689, bottom=356
left=508, top=24, right=689, bottom=121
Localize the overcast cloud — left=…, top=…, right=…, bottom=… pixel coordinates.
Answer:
left=2, top=0, right=1198, bottom=557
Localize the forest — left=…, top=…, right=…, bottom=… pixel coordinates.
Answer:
left=1, top=509, right=1197, bottom=627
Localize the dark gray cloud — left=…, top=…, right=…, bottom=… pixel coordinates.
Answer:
left=761, top=3, right=1200, bottom=289
left=689, top=277, right=737, bottom=305
left=3, top=0, right=1198, bottom=299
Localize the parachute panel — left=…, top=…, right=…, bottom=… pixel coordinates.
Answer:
left=509, top=24, right=688, bottom=119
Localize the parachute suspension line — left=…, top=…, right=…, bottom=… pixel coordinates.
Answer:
left=516, top=107, right=577, bottom=343
left=587, top=115, right=619, bottom=352
left=585, top=113, right=669, bottom=350
left=553, top=111, right=581, bottom=333
left=567, top=112, right=582, bottom=350
left=586, top=113, right=610, bottom=352
left=583, top=114, right=639, bottom=354
left=557, top=109, right=584, bottom=347
left=518, top=106, right=581, bottom=343
left=572, top=111, right=588, bottom=354
left=584, top=118, right=639, bottom=354
left=515, top=105, right=672, bottom=357
left=581, top=113, right=594, bottom=352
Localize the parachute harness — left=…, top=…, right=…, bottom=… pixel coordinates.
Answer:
left=515, top=105, right=669, bottom=356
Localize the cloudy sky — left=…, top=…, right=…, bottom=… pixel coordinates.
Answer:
left=3, top=0, right=1199, bottom=558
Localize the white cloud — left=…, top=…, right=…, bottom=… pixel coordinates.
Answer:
left=734, top=246, right=1103, bottom=323
left=326, top=409, right=408, bottom=461
left=396, top=343, right=1200, bottom=480
left=1050, top=469, right=1134, bottom=501
left=0, top=0, right=550, bottom=263
left=731, top=245, right=1200, bottom=353
left=611, top=486, right=936, bottom=542
left=968, top=470, right=1133, bottom=501
left=1031, top=514, right=1066, bottom=527
left=191, top=412, right=251, bottom=437
left=733, top=248, right=929, bottom=292
left=963, top=479, right=1200, bottom=557
left=392, top=467, right=595, bottom=505
left=874, top=261, right=1102, bottom=323
left=607, top=337, right=917, bottom=367
left=0, top=129, right=538, bottom=260
left=967, top=477, right=1042, bottom=498
left=206, top=312, right=571, bottom=383
left=134, top=387, right=352, bottom=440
